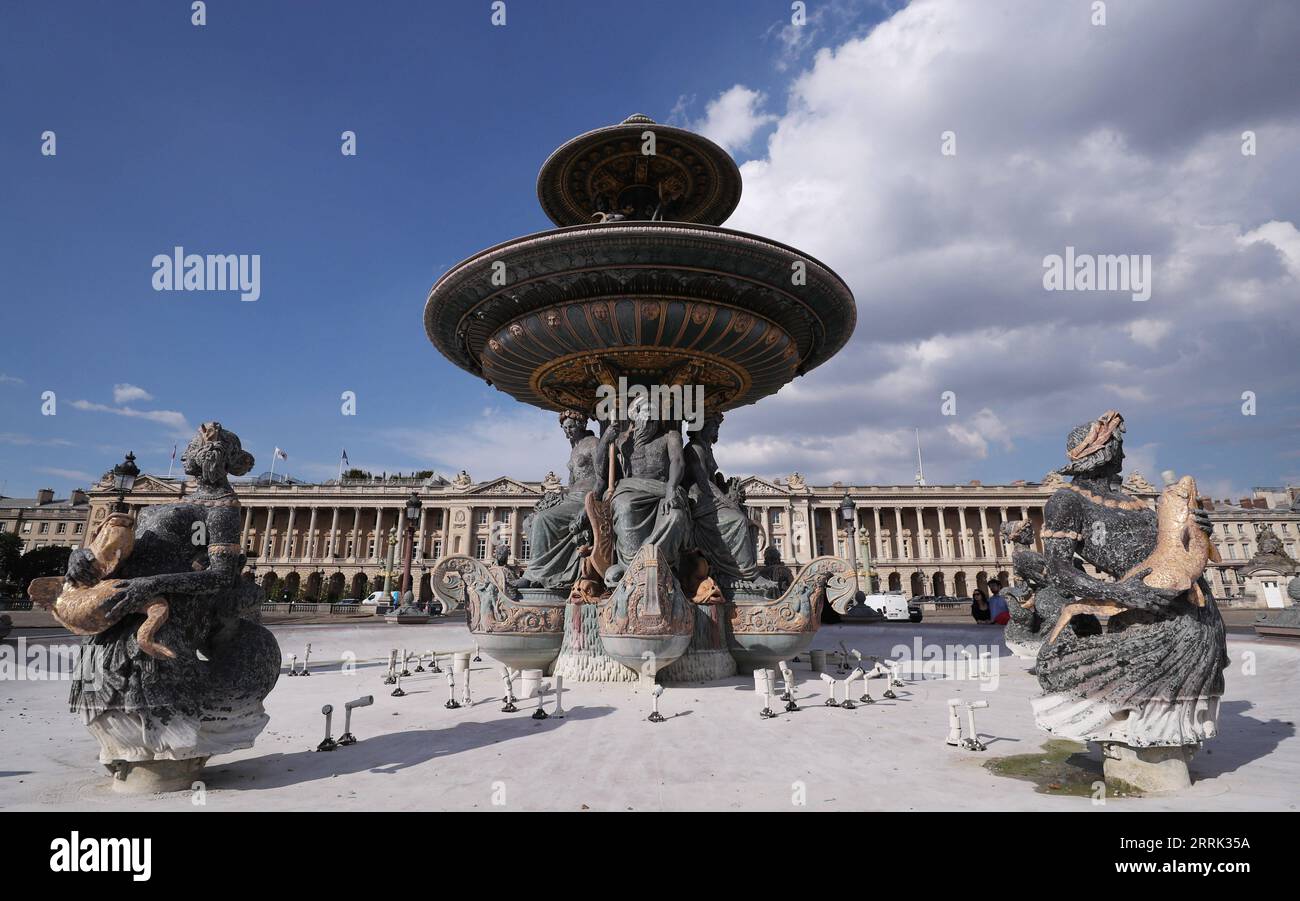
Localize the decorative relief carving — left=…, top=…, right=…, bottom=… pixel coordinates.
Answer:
left=729, top=555, right=850, bottom=634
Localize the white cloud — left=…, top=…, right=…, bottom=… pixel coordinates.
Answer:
left=1122, top=442, right=1160, bottom=485
left=379, top=406, right=571, bottom=481
left=690, top=86, right=777, bottom=155
left=35, top=467, right=95, bottom=483
left=70, top=399, right=191, bottom=436
left=0, top=433, right=74, bottom=447
left=1238, top=220, right=1300, bottom=278
left=112, top=383, right=154, bottom=404
left=0, top=373, right=23, bottom=385
left=1126, top=319, right=1172, bottom=349
left=701, top=0, right=1300, bottom=484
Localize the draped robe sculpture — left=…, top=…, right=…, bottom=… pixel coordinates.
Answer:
left=517, top=410, right=599, bottom=590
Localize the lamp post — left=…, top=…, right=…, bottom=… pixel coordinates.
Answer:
left=839, top=492, right=861, bottom=604
left=111, top=452, right=139, bottom=514
left=399, top=491, right=421, bottom=603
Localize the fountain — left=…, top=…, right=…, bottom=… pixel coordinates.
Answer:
left=426, top=114, right=857, bottom=681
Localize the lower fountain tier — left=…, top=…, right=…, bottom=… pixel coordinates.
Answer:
left=423, top=221, right=856, bottom=412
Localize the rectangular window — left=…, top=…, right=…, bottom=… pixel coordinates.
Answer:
left=475, top=538, right=488, bottom=560
left=477, top=510, right=489, bottom=525
left=0, top=522, right=6, bottom=532
left=433, top=538, right=443, bottom=559
left=520, top=539, right=531, bottom=561
left=38, top=522, right=49, bottom=534
left=57, top=523, right=67, bottom=533
left=74, top=523, right=83, bottom=534
left=771, top=510, right=783, bottom=525
left=22, top=522, right=31, bottom=533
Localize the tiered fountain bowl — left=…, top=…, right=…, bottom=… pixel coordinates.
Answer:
left=424, top=115, right=856, bottom=679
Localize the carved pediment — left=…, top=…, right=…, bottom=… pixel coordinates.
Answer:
left=467, top=477, right=542, bottom=497
left=1123, top=471, right=1156, bottom=494
left=99, top=474, right=186, bottom=497
left=739, top=476, right=789, bottom=496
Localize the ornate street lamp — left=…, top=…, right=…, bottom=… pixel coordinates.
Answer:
left=857, top=525, right=877, bottom=594
left=399, top=491, right=421, bottom=602
left=839, top=493, right=861, bottom=605
left=111, top=452, right=139, bottom=513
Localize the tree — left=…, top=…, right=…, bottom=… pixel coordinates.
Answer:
left=16, top=545, right=73, bottom=596
left=0, top=532, right=22, bottom=592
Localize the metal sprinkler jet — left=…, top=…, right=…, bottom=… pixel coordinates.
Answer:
left=840, top=666, right=865, bottom=710
left=532, top=680, right=550, bottom=720
left=500, top=667, right=518, bottom=713
left=338, top=695, right=373, bottom=745
left=820, top=672, right=840, bottom=707
left=648, top=684, right=666, bottom=723
left=317, top=704, right=338, bottom=752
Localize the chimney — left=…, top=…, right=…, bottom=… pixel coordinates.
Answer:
left=1238, top=498, right=1251, bottom=508
left=1197, top=498, right=1215, bottom=511
left=70, top=488, right=88, bottom=505
left=969, top=480, right=982, bottom=486
left=35, top=488, right=54, bottom=505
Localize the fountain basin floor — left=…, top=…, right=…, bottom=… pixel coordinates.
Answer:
left=2, top=623, right=1296, bottom=812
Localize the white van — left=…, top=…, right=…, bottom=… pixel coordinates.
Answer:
left=856, top=592, right=922, bottom=623
left=361, top=591, right=399, bottom=607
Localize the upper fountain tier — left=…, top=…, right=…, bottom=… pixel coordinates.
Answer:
left=536, top=114, right=743, bottom=227
left=424, top=116, right=856, bottom=414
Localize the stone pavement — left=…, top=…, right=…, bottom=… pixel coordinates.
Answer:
left=1, top=622, right=1296, bottom=811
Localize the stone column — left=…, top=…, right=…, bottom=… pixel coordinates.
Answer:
left=914, top=506, right=927, bottom=560
left=936, top=505, right=948, bottom=559
left=957, top=506, right=969, bottom=558
left=871, top=505, right=884, bottom=561
left=306, top=507, right=318, bottom=560
left=893, top=507, right=905, bottom=560
left=373, top=506, right=384, bottom=560
left=350, top=508, right=360, bottom=561
left=416, top=506, right=427, bottom=561
left=264, top=506, right=276, bottom=558
left=241, top=506, right=252, bottom=550
left=283, top=507, right=297, bottom=561
left=999, top=506, right=1010, bottom=559
left=978, top=507, right=989, bottom=558
left=328, top=506, right=340, bottom=559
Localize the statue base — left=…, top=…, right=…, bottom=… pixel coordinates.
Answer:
left=1100, top=742, right=1193, bottom=793
left=109, top=756, right=209, bottom=795
left=660, top=603, right=736, bottom=683
left=552, top=602, right=639, bottom=682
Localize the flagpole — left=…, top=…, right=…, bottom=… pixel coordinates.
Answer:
left=269, top=449, right=276, bottom=483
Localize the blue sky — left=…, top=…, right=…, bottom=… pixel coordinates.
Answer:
left=2, top=0, right=1298, bottom=501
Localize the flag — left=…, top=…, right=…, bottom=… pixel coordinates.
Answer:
left=274, top=447, right=288, bottom=460
left=170, top=444, right=177, bottom=462
left=341, top=449, right=349, bottom=466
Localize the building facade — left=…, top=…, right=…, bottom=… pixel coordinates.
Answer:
left=0, top=488, right=91, bottom=553
left=70, top=469, right=1300, bottom=607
